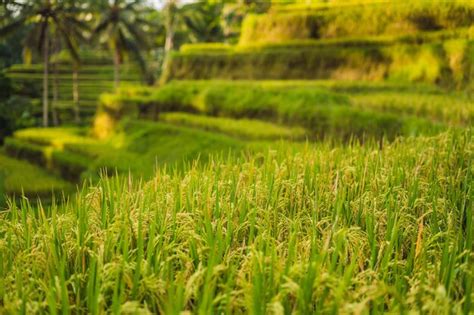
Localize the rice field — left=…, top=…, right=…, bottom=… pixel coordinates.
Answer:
left=0, top=129, right=472, bottom=314
left=1, top=1, right=473, bottom=313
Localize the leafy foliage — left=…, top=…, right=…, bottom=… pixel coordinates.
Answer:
left=93, top=0, right=157, bottom=86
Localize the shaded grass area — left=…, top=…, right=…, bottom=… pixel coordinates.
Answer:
left=0, top=129, right=471, bottom=313
left=3, top=120, right=250, bottom=184
left=0, top=151, right=73, bottom=203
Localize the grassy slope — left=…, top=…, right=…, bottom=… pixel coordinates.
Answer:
left=167, top=2, right=474, bottom=86
left=0, top=151, right=73, bottom=201
left=160, top=112, right=308, bottom=140
left=4, top=120, right=259, bottom=183
left=0, top=129, right=471, bottom=313
left=102, top=120, right=247, bottom=175
left=5, top=80, right=472, bottom=198
left=96, top=80, right=460, bottom=142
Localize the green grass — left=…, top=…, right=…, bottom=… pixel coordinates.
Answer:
left=181, top=28, right=471, bottom=55
left=97, top=120, right=246, bottom=176
left=95, top=80, right=446, bottom=141
left=239, top=1, right=474, bottom=44
left=351, top=91, right=474, bottom=125
left=4, top=121, right=251, bottom=183
left=0, top=151, right=73, bottom=201
left=160, top=112, right=308, bottom=140
left=0, top=129, right=471, bottom=313
left=164, top=39, right=474, bottom=86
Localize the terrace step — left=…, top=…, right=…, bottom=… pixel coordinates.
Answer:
left=0, top=150, right=74, bottom=203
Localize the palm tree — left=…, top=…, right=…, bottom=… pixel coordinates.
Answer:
left=93, top=0, right=152, bottom=89
left=158, top=0, right=183, bottom=83
left=53, top=2, right=90, bottom=124
left=0, top=0, right=86, bottom=127
left=181, top=2, right=224, bottom=44
left=163, top=0, right=179, bottom=55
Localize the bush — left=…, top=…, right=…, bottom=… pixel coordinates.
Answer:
left=0, top=73, right=36, bottom=143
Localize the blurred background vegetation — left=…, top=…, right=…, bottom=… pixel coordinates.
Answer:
left=0, top=0, right=473, bottom=202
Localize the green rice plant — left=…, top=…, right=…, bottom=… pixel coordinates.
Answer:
left=239, top=1, right=474, bottom=44
left=94, top=80, right=444, bottom=141
left=180, top=43, right=233, bottom=54
left=351, top=90, right=474, bottom=125
left=0, top=129, right=471, bottom=313
left=4, top=121, right=252, bottom=184
left=234, top=27, right=473, bottom=51
left=50, top=150, right=90, bottom=182
left=160, top=112, right=308, bottom=140
left=165, top=40, right=474, bottom=85
left=164, top=45, right=390, bottom=81
left=13, top=127, right=90, bottom=148
left=4, top=128, right=100, bottom=182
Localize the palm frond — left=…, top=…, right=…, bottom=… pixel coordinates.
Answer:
left=93, top=16, right=112, bottom=35
left=52, top=15, right=80, bottom=64
left=121, top=19, right=149, bottom=49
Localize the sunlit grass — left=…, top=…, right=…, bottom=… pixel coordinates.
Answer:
left=0, top=129, right=471, bottom=313
left=160, top=112, right=308, bottom=140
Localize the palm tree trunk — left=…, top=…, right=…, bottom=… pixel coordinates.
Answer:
left=161, top=3, right=176, bottom=83
left=52, top=61, right=59, bottom=126
left=113, top=49, right=120, bottom=90
left=43, top=27, right=49, bottom=127
left=165, top=24, right=174, bottom=54
left=73, top=65, right=80, bottom=123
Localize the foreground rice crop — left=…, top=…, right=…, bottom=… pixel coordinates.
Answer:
left=0, top=129, right=472, bottom=314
